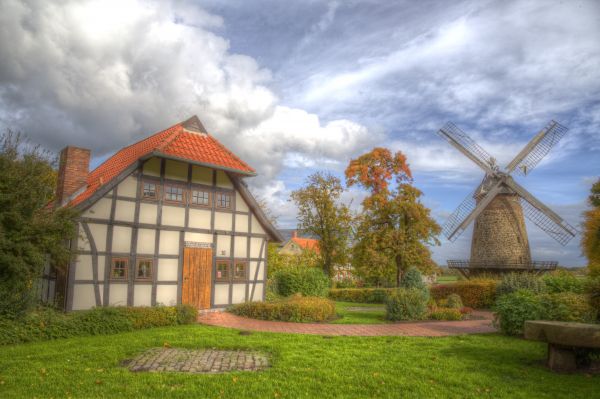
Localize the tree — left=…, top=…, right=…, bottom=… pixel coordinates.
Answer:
left=346, top=147, right=440, bottom=287
left=290, top=172, right=352, bottom=278
left=0, top=131, right=78, bottom=317
left=582, top=177, right=600, bottom=277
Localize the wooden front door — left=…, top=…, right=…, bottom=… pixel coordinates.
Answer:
left=182, top=247, right=212, bottom=309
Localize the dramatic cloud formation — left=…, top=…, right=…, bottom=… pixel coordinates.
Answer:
left=1, top=0, right=598, bottom=265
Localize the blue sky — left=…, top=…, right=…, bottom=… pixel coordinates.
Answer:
left=1, top=0, right=599, bottom=266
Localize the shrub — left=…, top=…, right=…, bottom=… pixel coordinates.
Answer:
left=273, top=267, right=330, bottom=297
left=429, top=308, right=462, bottom=321
left=446, top=294, right=463, bottom=309
left=228, top=296, right=336, bottom=322
left=430, top=279, right=497, bottom=308
left=328, top=288, right=394, bottom=303
left=494, top=290, right=543, bottom=336
left=539, top=292, right=596, bottom=323
left=0, top=305, right=197, bottom=346
left=586, top=277, right=600, bottom=320
left=542, top=270, right=585, bottom=294
left=496, top=273, right=546, bottom=297
left=385, top=288, right=428, bottom=321
left=334, top=277, right=359, bottom=289
left=400, top=267, right=426, bottom=291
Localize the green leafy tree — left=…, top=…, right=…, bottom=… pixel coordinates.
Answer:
left=0, top=131, right=78, bottom=317
left=346, top=148, right=440, bottom=287
left=290, top=172, right=353, bottom=278
left=266, top=242, right=320, bottom=278
left=582, top=177, right=600, bottom=277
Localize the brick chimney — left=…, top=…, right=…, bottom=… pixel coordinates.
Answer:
left=56, top=146, right=90, bottom=206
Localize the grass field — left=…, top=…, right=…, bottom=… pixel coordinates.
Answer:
left=0, top=325, right=597, bottom=398
left=435, top=275, right=460, bottom=284
left=332, top=301, right=387, bottom=324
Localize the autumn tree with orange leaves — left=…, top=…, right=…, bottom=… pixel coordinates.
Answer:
left=582, top=178, right=600, bottom=277
left=346, top=148, right=440, bottom=286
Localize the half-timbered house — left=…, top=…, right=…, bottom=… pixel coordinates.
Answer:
left=53, top=116, right=282, bottom=311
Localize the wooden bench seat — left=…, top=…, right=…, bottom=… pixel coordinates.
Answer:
left=524, top=320, right=600, bottom=372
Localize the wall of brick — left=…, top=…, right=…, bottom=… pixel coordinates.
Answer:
left=56, top=146, right=90, bottom=206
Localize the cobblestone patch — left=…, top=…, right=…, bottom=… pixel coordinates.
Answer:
left=127, top=348, right=269, bottom=373
left=346, top=306, right=385, bottom=312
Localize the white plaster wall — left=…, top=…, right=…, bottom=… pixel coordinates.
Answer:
left=192, top=165, right=212, bottom=185
left=133, top=285, right=152, bottom=306
left=184, top=232, right=213, bottom=244
left=83, top=197, right=112, bottom=219
left=143, top=157, right=161, bottom=177
left=77, top=226, right=90, bottom=251
left=216, top=235, right=231, bottom=257
left=161, top=206, right=185, bottom=227
left=249, top=261, right=265, bottom=281
left=88, top=224, right=108, bottom=251
left=112, top=226, right=132, bottom=253
left=139, top=203, right=158, bottom=225
left=235, top=191, right=249, bottom=212
left=214, top=284, right=229, bottom=305
left=250, top=215, right=266, bottom=235
left=234, top=236, right=248, bottom=258
left=74, top=255, right=93, bottom=280
left=235, top=214, right=248, bottom=233
left=157, top=258, right=178, bottom=281
left=71, top=284, right=98, bottom=310
left=159, top=230, right=180, bottom=255
left=188, top=208, right=211, bottom=229
left=114, top=200, right=135, bottom=222
left=156, top=285, right=177, bottom=306
left=216, top=170, right=233, bottom=188
left=250, top=283, right=264, bottom=302
left=165, top=159, right=188, bottom=181
left=109, top=284, right=128, bottom=306
left=97, top=257, right=106, bottom=281
left=250, top=237, right=264, bottom=258
left=118, top=176, right=138, bottom=198
left=137, top=229, right=156, bottom=254
left=232, top=284, right=246, bottom=304
left=214, top=212, right=232, bottom=231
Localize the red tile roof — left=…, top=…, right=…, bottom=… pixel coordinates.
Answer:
left=291, top=236, right=320, bottom=253
left=68, top=116, right=255, bottom=206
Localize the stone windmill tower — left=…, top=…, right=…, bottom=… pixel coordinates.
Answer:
left=436, top=121, right=577, bottom=277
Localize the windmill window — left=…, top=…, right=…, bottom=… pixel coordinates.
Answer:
left=135, top=258, right=153, bottom=280
left=142, top=181, right=158, bottom=200
left=191, top=189, right=211, bottom=207
left=164, top=184, right=185, bottom=203
left=110, top=258, right=129, bottom=280
left=215, top=192, right=232, bottom=209
left=216, top=260, right=230, bottom=281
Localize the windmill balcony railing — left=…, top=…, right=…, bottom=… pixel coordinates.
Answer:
left=447, top=260, right=558, bottom=271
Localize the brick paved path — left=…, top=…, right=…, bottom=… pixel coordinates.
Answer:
left=198, top=310, right=497, bottom=337
left=127, top=348, right=269, bottom=373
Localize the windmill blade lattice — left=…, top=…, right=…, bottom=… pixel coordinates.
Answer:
left=506, top=121, right=569, bottom=176
left=438, top=122, right=496, bottom=173
left=519, top=196, right=577, bottom=246
left=442, top=186, right=479, bottom=241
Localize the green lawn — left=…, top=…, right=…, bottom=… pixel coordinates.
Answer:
left=332, top=301, right=387, bottom=324
left=0, top=325, right=597, bottom=398
left=435, top=275, right=460, bottom=284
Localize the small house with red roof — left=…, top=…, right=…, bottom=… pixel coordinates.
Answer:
left=279, top=231, right=320, bottom=255
left=52, top=116, right=282, bottom=311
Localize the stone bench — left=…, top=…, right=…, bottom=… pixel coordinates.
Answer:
left=524, top=320, right=600, bottom=372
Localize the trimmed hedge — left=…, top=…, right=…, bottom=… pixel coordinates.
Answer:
left=430, top=279, right=497, bottom=309
left=329, top=288, right=395, bottom=303
left=273, top=268, right=330, bottom=297
left=0, top=305, right=198, bottom=346
left=228, top=296, right=336, bottom=323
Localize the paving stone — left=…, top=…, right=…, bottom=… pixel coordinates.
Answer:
left=127, top=348, right=269, bottom=374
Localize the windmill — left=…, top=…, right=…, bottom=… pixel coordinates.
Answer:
left=436, top=120, right=577, bottom=278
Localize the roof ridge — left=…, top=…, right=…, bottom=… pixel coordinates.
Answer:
left=155, top=124, right=183, bottom=151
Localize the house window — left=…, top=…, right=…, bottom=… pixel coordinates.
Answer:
left=191, top=189, right=210, bottom=207
left=234, top=261, right=247, bottom=280
left=164, top=184, right=184, bottom=203
left=142, top=181, right=158, bottom=200
left=136, top=259, right=153, bottom=280
left=216, top=260, right=230, bottom=281
left=111, top=258, right=129, bottom=280
left=215, top=192, right=231, bottom=209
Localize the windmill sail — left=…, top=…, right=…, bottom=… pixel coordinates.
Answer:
left=519, top=198, right=577, bottom=246
left=505, top=120, right=569, bottom=175
left=437, top=122, right=497, bottom=174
